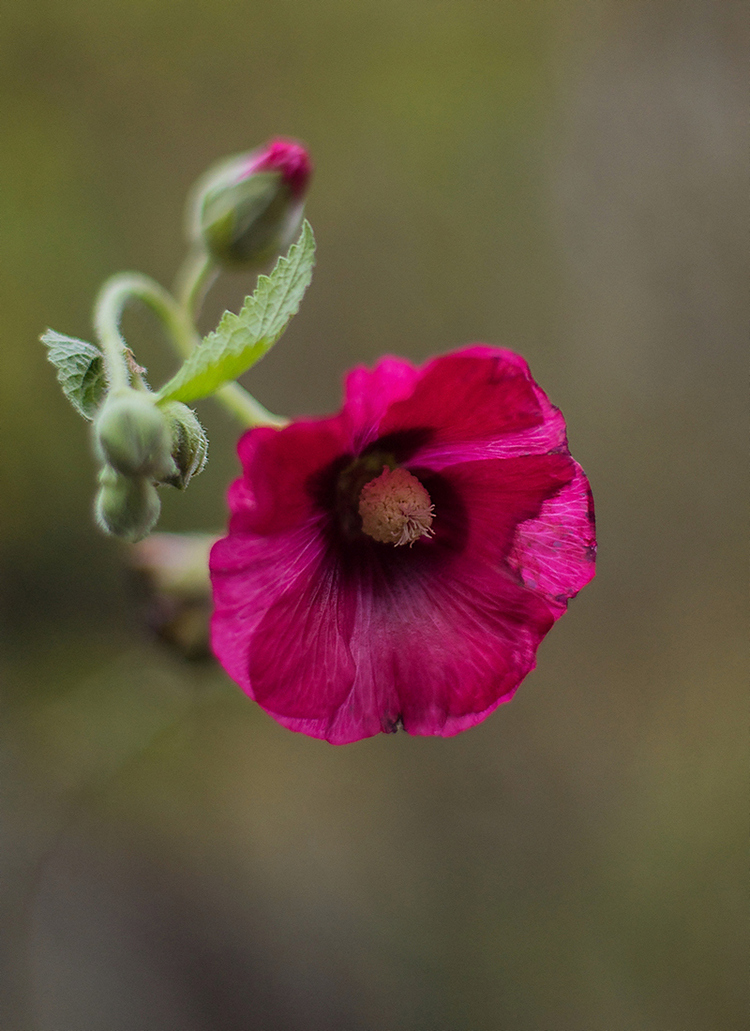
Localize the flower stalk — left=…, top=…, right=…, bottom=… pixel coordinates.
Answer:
left=63, top=139, right=313, bottom=542
left=173, top=247, right=218, bottom=322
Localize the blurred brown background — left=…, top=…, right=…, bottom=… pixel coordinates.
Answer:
left=0, top=1, right=746, bottom=1028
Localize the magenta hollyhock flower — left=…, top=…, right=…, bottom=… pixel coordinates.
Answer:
left=210, top=346, right=596, bottom=744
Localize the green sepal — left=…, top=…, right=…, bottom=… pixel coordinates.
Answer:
left=155, top=220, right=315, bottom=405
left=41, top=329, right=106, bottom=420
left=158, top=401, right=208, bottom=489
left=200, top=170, right=292, bottom=267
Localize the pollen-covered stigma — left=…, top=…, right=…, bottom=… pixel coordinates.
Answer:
left=358, top=466, right=435, bottom=546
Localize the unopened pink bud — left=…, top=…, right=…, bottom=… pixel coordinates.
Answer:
left=189, top=137, right=313, bottom=268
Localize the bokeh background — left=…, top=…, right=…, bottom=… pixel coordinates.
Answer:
left=1, top=1, right=746, bottom=1028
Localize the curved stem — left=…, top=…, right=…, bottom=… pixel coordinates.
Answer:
left=93, top=280, right=138, bottom=391
left=93, top=273, right=287, bottom=428
left=94, top=273, right=199, bottom=390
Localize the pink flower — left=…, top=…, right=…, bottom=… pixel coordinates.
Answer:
left=210, top=346, right=596, bottom=744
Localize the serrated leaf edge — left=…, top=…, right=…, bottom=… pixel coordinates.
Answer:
left=156, top=220, right=315, bottom=405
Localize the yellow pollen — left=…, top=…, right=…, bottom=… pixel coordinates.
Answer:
left=358, top=466, right=435, bottom=546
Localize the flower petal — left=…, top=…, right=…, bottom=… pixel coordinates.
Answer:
left=244, top=553, right=553, bottom=744
left=229, top=416, right=350, bottom=535
left=507, top=461, right=597, bottom=604
left=266, top=541, right=557, bottom=742
left=380, top=346, right=567, bottom=467
left=393, top=561, right=557, bottom=736
left=245, top=541, right=359, bottom=724
left=259, top=578, right=402, bottom=744
left=210, top=521, right=328, bottom=693
left=342, top=355, right=421, bottom=449
left=386, top=454, right=583, bottom=736
left=424, top=453, right=577, bottom=565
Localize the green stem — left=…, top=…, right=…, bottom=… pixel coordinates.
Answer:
left=94, top=273, right=287, bottom=428
left=94, top=273, right=198, bottom=391
left=215, top=383, right=288, bottom=428
left=93, top=279, right=137, bottom=391
left=174, top=251, right=288, bottom=429
left=173, top=247, right=218, bottom=322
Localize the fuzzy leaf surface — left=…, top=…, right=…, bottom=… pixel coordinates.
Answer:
left=42, top=330, right=106, bottom=420
left=156, top=221, right=315, bottom=405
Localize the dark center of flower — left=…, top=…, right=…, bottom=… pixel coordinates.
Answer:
left=332, top=450, right=437, bottom=545
left=358, top=466, right=435, bottom=547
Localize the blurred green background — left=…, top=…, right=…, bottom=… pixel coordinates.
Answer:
left=0, top=1, right=746, bottom=1028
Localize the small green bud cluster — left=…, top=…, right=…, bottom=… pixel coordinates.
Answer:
left=93, top=389, right=208, bottom=542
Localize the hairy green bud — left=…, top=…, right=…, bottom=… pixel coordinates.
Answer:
left=94, top=389, right=175, bottom=480
left=94, top=467, right=161, bottom=543
left=158, top=401, right=209, bottom=489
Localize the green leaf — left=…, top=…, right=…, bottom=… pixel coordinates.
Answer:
left=41, top=329, right=106, bottom=420
left=156, top=220, right=315, bottom=405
